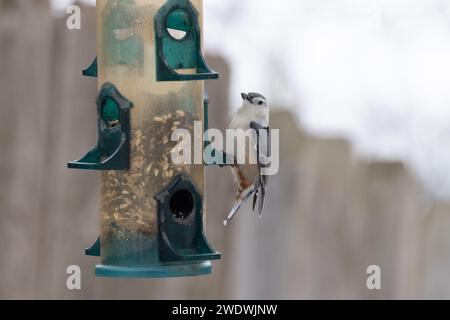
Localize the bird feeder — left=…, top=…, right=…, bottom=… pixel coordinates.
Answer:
left=68, top=0, right=220, bottom=278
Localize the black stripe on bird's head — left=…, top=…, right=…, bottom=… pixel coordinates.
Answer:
left=241, top=92, right=267, bottom=107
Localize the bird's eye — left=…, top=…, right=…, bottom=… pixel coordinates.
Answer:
left=258, top=101, right=263, bottom=105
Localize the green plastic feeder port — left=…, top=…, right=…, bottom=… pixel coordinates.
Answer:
left=68, top=82, right=132, bottom=170
left=155, top=174, right=220, bottom=263
left=155, top=0, right=218, bottom=81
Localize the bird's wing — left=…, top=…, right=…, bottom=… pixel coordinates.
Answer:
left=250, top=122, right=270, bottom=217
left=250, top=121, right=269, bottom=162
left=259, top=126, right=270, bottom=216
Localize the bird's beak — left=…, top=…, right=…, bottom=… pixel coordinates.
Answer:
left=241, top=93, right=250, bottom=102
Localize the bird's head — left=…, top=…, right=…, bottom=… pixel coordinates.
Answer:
left=241, top=92, right=268, bottom=116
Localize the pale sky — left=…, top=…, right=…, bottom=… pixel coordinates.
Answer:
left=52, top=0, right=450, bottom=198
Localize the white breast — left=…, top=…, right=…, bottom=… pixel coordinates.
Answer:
left=228, top=105, right=269, bottom=130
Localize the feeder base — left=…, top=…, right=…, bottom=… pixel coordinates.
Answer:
left=95, top=261, right=212, bottom=278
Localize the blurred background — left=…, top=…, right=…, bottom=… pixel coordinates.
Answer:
left=1, top=0, right=450, bottom=299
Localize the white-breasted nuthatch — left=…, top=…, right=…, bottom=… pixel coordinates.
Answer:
left=223, top=92, right=270, bottom=226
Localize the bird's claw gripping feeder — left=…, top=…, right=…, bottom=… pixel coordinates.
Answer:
left=68, top=0, right=221, bottom=278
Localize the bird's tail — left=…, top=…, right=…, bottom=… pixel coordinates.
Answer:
left=223, top=185, right=258, bottom=226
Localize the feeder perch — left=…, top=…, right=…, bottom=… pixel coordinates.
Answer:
left=83, top=57, right=98, bottom=78
left=68, top=0, right=221, bottom=278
